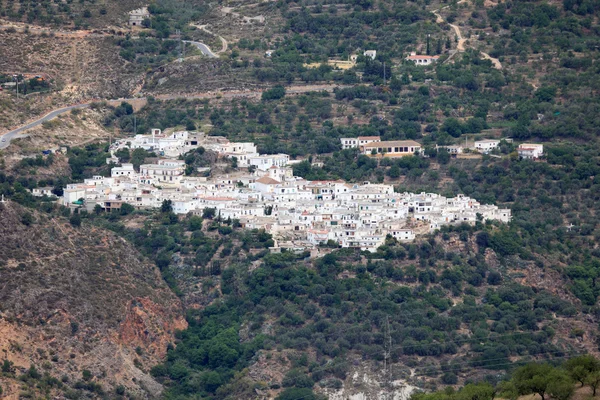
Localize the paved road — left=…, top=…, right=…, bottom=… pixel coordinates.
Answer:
left=0, top=84, right=348, bottom=149
left=0, top=104, right=90, bottom=149
left=183, top=40, right=218, bottom=58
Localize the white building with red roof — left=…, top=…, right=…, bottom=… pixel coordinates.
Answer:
left=518, top=143, right=544, bottom=159
left=406, top=52, right=440, bottom=66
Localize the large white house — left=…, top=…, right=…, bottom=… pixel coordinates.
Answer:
left=362, top=140, right=421, bottom=156
left=249, top=154, right=289, bottom=171
left=406, top=52, right=440, bottom=66
left=111, top=163, right=136, bottom=178
left=140, top=160, right=186, bottom=185
left=518, top=143, right=543, bottom=159
left=474, top=139, right=500, bottom=153
left=340, top=136, right=380, bottom=150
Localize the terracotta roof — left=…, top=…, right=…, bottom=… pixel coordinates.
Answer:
left=255, top=176, right=281, bottom=185
left=407, top=55, right=439, bottom=60
left=308, top=229, right=329, bottom=234
left=202, top=197, right=236, bottom=201
left=357, top=136, right=380, bottom=140
left=363, top=140, right=421, bottom=148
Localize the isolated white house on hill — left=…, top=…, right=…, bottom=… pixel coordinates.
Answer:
left=129, top=7, right=149, bottom=26
left=518, top=143, right=544, bottom=159
left=406, top=52, right=439, bottom=66
left=363, top=50, right=376, bottom=60
left=474, top=139, right=500, bottom=153
left=129, top=7, right=150, bottom=26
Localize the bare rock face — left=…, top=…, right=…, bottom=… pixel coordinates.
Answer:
left=0, top=202, right=186, bottom=399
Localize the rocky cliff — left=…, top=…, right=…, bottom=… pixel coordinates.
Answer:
left=0, top=202, right=186, bottom=399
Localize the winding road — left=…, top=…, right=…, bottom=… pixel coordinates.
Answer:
left=433, top=4, right=502, bottom=69
left=0, top=104, right=90, bottom=149
left=0, top=85, right=348, bottom=149
left=184, top=40, right=218, bottom=58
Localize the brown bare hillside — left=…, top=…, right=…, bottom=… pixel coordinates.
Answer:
left=0, top=30, right=142, bottom=100
left=0, top=202, right=187, bottom=399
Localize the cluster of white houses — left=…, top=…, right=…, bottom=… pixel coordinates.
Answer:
left=109, top=129, right=289, bottom=170
left=59, top=131, right=512, bottom=252
left=339, top=136, right=544, bottom=159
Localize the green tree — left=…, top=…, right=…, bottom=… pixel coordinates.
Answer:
left=188, top=216, right=203, bottom=231
left=585, top=371, right=600, bottom=396
left=564, top=355, right=600, bottom=386
left=186, top=120, right=196, bottom=131
left=120, top=203, right=135, bottom=215
left=262, top=85, right=286, bottom=101
left=2, top=359, right=13, bottom=373
left=497, top=380, right=519, bottom=400
left=547, top=374, right=574, bottom=400
left=199, top=370, right=223, bottom=393
left=455, top=383, right=496, bottom=400
left=203, top=207, right=216, bottom=219
left=21, top=211, right=34, bottom=226
left=277, top=388, right=322, bottom=400
left=513, top=363, right=559, bottom=400
left=161, top=200, right=173, bottom=213
left=69, top=213, right=82, bottom=227
left=82, top=369, right=93, bottom=381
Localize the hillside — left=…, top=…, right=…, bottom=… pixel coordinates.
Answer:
left=0, top=201, right=186, bottom=399
left=0, top=0, right=599, bottom=397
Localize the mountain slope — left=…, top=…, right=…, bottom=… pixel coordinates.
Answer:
left=0, top=202, right=187, bottom=399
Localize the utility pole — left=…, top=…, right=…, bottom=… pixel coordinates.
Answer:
left=177, top=29, right=183, bottom=62
left=383, top=316, right=392, bottom=400
left=14, top=75, right=19, bottom=99
left=427, top=34, right=431, bottom=55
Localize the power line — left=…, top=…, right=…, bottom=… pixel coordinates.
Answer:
left=285, top=350, right=585, bottom=400
left=270, top=300, right=571, bottom=346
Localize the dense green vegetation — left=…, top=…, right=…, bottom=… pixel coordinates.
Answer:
left=2, top=0, right=600, bottom=397
left=413, top=355, right=600, bottom=400
left=2, top=151, right=595, bottom=398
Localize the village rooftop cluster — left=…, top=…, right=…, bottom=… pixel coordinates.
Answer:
left=51, top=129, right=514, bottom=253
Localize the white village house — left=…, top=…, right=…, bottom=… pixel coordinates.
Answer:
left=340, top=136, right=381, bottom=150
left=518, top=143, right=544, bottom=159
left=128, top=7, right=150, bottom=26
left=363, top=50, right=377, bottom=60
left=62, top=130, right=511, bottom=253
left=406, top=52, right=439, bottom=66
left=362, top=140, right=422, bottom=157
left=474, top=139, right=500, bottom=153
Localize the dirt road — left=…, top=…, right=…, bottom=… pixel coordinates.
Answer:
left=433, top=5, right=502, bottom=69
